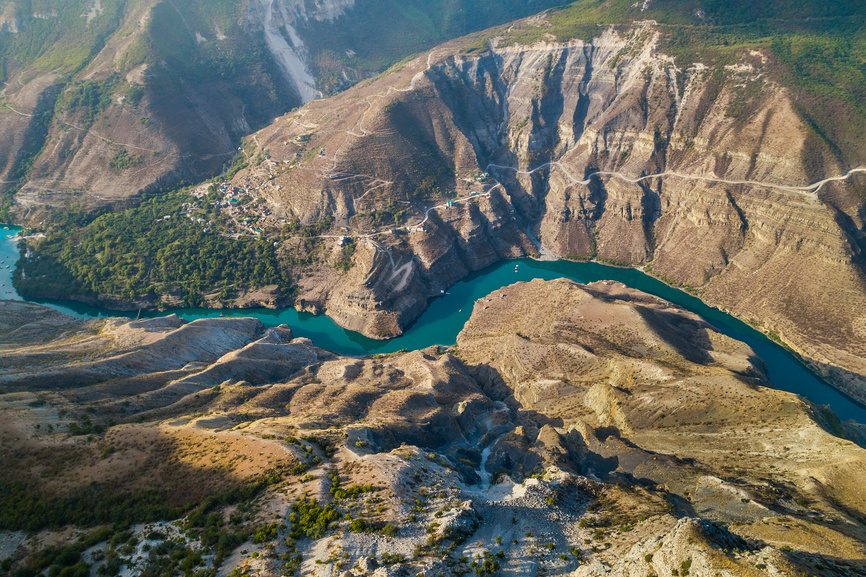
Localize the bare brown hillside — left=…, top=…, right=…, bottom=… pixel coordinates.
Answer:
left=220, top=18, right=866, bottom=402
left=2, top=281, right=866, bottom=576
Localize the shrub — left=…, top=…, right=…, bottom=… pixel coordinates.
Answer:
left=288, top=499, right=340, bottom=539
left=108, top=149, right=142, bottom=170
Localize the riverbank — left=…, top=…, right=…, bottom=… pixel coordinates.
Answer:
left=2, top=225, right=865, bottom=423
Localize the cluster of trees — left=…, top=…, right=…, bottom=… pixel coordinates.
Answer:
left=0, top=483, right=184, bottom=532
left=0, top=460, right=286, bottom=533
left=252, top=521, right=285, bottom=544
left=287, top=499, right=340, bottom=540
left=17, top=188, right=294, bottom=306
left=62, top=75, right=121, bottom=127
left=190, top=512, right=249, bottom=567
left=334, top=239, right=356, bottom=273
left=136, top=537, right=208, bottom=577
left=4, top=526, right=119, bottom=577
left=109, top=149, right=143, bottom=170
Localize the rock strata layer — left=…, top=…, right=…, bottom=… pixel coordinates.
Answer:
left=230, top=18, right=866, bottom=401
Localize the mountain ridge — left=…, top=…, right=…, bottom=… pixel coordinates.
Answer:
left=0, top=0, right=572, bottom=223
left=14, top=6, right=866, bottom=405
left=208, top=16, right=866, bottom=401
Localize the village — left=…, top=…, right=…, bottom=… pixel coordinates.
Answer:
left=158, top=161, right=498, bottom=251
left=166, top=182, right=283, bottom=240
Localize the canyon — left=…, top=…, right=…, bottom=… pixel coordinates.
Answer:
left=214, top=17, right=866, bottom=404
left=4, top=3, right=866, bottom=576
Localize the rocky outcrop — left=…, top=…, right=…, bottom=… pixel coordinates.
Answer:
left=581, top=517, right=796, bottom=577
left=457, top=278, right=866, bottom=527
left=235, top=17, right=866, bottom=401
left=2, top=286, right=866, bottom=574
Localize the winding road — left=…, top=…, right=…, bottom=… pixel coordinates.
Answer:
left=259, top=47, right=866, bottom=273
left=485, top=162, right=866, bottom=200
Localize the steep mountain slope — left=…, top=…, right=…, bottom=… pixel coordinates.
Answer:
left=201, top=6, right=866, bottom=402
left=0, top=0, right=295, bottom=222
left=10, top=1, right=866, bottom=400
left=0, top=0, right=568, bottom=222
left=3, top=282, right=866, bottom=576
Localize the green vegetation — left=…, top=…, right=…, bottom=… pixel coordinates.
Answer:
left=109, top=149, right=143, bottom=170
left=347, top=518, right=398, bottom=537
left=469, top=550, right=503, bottom=576
left=16, top=186, right=294, bottom=307
left=412, top=163, right=456, bottom=200
left=253, top=521, right=286, bottom=544
left=68, top=415, right=111, bottom=436
left=127, top=536, right=208, bottom=577
left=0, top=0, right=130, bottom=83
left=334, top=239, right=356, bottom=273
left=287, top=499, right=341, bottom=540
left=0, top=461, right=286, bottom=532
left=0, top=482, right=185, bottom=532
left=301, top=435, right=337, bottom=458
left=62, top=75, right=121, bottom=127
left=380, top=552, right=405, bottom=565
left=187, top=511, right=249, bottom=566
left=12, top=527, right=116, bottom=577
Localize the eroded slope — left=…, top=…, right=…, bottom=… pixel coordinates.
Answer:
left=2, top=279, right=866, bottom=576
left=218, top=16, right=866, bottom=402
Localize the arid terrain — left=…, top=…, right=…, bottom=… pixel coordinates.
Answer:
left=193, top=15, right=866, bottom=407
left=2, top=280, right=866, bottom=576
left=9, top=6, right=866, bottom=406
left=3, top=2, right=866, bottom=577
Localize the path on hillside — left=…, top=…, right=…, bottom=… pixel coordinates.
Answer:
left=280, top=157, right=866, bottom=245
left=2, top=102, right=178, bottom=158
left=255, top=47, right=866, bottom=255
left=485, top=162, right=866, bottom=200
left=349, top=50, right=439, bottom=139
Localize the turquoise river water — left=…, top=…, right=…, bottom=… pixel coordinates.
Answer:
left=2, top=224, right=865, bottom=424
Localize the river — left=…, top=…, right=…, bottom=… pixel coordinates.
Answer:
left=3, top=224, right=865, bottom=423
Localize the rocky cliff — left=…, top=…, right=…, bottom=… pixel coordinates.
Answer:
left=227, top=15, right=866, bottom=402
left=0, top=0, right=567, bottom=219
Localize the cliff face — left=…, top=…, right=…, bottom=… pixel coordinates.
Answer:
left=233, top=19, right=866, bottom=400
left=434, top=28, right=866, bottom=401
